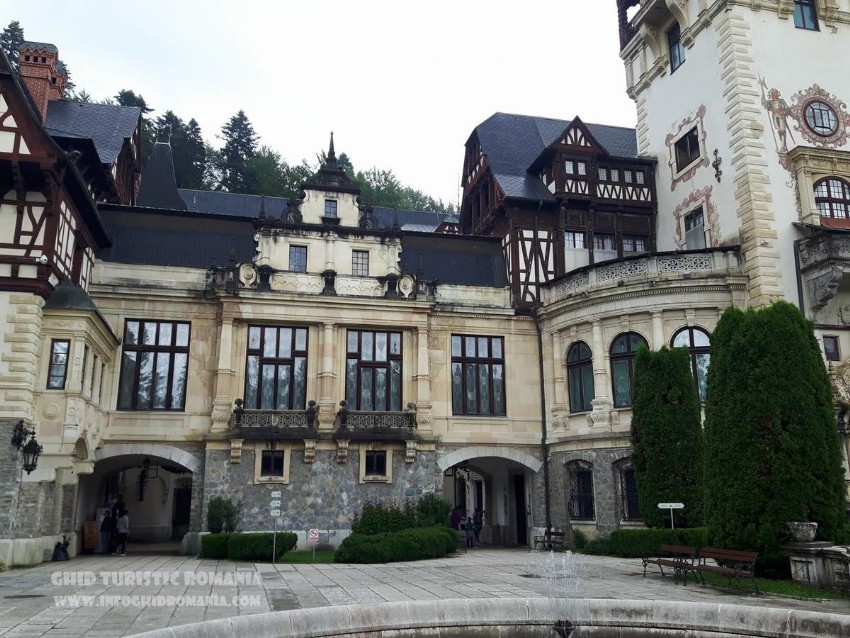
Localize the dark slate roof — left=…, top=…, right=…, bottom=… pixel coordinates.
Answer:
left=97, top=208, right=255, bottom=269
left=137, top=143, right=187, bottom=210
left=178, top=189, right=287, bottom=217
left=400, top=234, right=507, bottom=287
left=20, top=41, right=58, bottom=54
left=474, top=112, right=639, bottom=201
left=45, top=100, right=140, bottom=165
left=43, top=279, right=100, bottom=311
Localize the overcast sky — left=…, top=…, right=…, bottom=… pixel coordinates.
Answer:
left=13, top=1, right=637, bottom=206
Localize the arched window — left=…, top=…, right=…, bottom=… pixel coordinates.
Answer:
left=610, top=332, right=647, bottom=407
left=567, top=341, right=594, bottom=413
left=671, top=327, right=711, bottom=402
left=814, top=177, right=850, bottom=220
left=566, top=460, right=595, bottom=521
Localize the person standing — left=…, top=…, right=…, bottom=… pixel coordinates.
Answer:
left=472, top=508, right=483, bottom=545
left=114, top=510, right=129, bottom=556
left=99, top=510, right=115, bottom=555
left=464, top=517, right=475, bottom=548
left=450, top=508, right=461, bottom=531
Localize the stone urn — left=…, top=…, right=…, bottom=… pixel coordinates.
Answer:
left=787, top=521, right=818, bottom=542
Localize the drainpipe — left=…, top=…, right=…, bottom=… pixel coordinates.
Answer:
left=533, top=305, right=552, bottom=530
left=793, top=237, right=806, bottom=316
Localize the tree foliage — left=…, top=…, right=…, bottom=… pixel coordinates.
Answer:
left=631, top=346, right=703, bottom=528
left=703, top=302, right=847, bottom=573
left=0, top=21, right=24, bottom=70
left=218, top=110, right=258, bottom=193
left=154, top=111, right=206, bottom=189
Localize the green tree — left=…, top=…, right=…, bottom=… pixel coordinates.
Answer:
left=246, top=146, right=287, bottom=197
left=202, top=143, right=223, bottom=191
left=154, top=111, right=206, bottom=190
left=115, top=89, right=154, bottom=163
left=0, top=21, right=24, bottom=70
left=219, top=110, right=258, bottom=193
left=631, top=346, right=704, bottom=528
left=704, top=302, right=847, bottom=574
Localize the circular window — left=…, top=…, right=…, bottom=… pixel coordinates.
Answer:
left=804, top=101, right=839, bottom=137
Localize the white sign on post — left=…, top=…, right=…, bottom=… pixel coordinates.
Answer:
left=657, top=503, right=685, bottom=529
left=271, top=492, right=283, bottom=564
left=308, top=528, right=320, bottom=543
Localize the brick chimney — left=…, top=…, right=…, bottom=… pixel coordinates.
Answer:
left=18, top=42, right=67, bottom=120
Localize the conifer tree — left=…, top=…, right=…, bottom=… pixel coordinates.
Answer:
left=704, top=302, right=847, bottom=574
left=0, top=21, right=24, bottom=70
left=631, top=346, right=703, bottom=528
left=219, top=110, right=258, bottom=193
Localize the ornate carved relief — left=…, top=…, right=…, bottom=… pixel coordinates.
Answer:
left=238, top=263, right=257, bottom=287
left=657, top=254, right=715, bottom=273
left=789, top=84, right=850, bottom=148
left=270, top=273, right=322, bottom=293
left=334, top=276, right=384, bottom=297
left=551, top=272, right=589, bottom=298
left=405, top=440, right=417, bottom=464
left=229, top=438, right=243, bottom=464
left=666, top=105, right=709, bottom=191
left=811, top=266, right=845, bottom=311
left=336, top=439, right=350, bottom=464
left=672, top=186, right=720, bottom=248
left=303, top=439, right=316, bottom=464
left=596, top=259, right=648, bottom=282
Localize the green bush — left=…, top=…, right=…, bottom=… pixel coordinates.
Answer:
left=414, top=493, right=451, bottom=527
left=207, top=497, right=242, bottom=534
left=352, top=494, right=453, bottom=535
left=201, top=533, right=231, bottom=559
left=226, top=532, right=298, bottom=562
left=581, top=536, right=612, bottom=555
left=607, top=528, right=708, bottom=558
left=335, top=527, right=459, bottom=563
left=571, top=528, right=588, bottom=549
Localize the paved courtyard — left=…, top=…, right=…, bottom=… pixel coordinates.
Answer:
left=0, top=549, right=847, bottom=637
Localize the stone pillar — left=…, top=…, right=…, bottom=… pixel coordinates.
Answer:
left=210, top=303, right=239, bottom=435
left=318, top=322, right=337, bottom=429
left=415, top=326, right=432, bottom=434
left=324, top=236, right=336, bottom=272
left=589, top=321, right=612, bottom=427
left=651, top=311, right=664, bottom=350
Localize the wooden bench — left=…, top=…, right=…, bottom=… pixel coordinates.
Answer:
left=689, top=547, right=759, bottom=591
left=641, top=544, right=696, bottom=583
left=533, top=529, right=567, bottom=551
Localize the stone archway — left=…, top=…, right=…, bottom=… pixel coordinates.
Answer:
left=438, top=445, right=542, bottom=473
left=94, top=443, right=199, bottom=472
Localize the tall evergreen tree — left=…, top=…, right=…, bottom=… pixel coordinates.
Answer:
left=153, top=111, right=205, bottom=190
left=219, top=110, right=258, bottom=193
left=183, top=119, right=206, bottom=190
left=704, top=302, right=847, bottom=574
left=631, top=346, right=703, bottom=528
left=0, top=21, right=24, bottom=70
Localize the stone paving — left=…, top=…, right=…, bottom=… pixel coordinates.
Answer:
left=0, top=549, right=847, bottom=637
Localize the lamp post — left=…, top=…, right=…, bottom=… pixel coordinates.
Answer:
left=10, top=420, right=42, bottom=474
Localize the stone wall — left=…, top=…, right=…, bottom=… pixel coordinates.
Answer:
left=202, top=446, right=441, bottom=534
left=0, top=421, right=22, bottom=536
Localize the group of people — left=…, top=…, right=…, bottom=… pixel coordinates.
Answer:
left=99, top=494, right=130, bottom=556
left=450, top=508, right=483, bottom=548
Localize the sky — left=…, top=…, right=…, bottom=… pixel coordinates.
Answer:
left=9, top=1, right=637, bottom=206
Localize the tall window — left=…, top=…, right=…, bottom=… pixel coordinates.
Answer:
left=346, top=330, right=402, bottom=411
left=814, top=178, right=850, bottom=220
left=684, top=207, right=706, bottom=249
left=567, top=461, right=595, bottom=521
left=794, top=0, right=818, bottom=30
left=352, top=250, right=369, bottom=276
left=565, top=231, right=585, bottom=249
left=668, top=22, right=685, bottom=71
left=675, top=127, right=700, bottom=172
left=47, top=340, right=70, bottom=389
left=118, top=321, right=190, bottom=410
left=672, top=327, right=711, bottom=402
left=620, top=465, right=641, bottom=521
left=567, top=342, right=594, bottom=413
left=324, top=199, right=338, bottom=217
left=451, top=335, right=506, bottom=416
left=289, top=246, right=307, bottom=272
left=610, top=332, right=647, bottom=407
left=244, top=326, right=308, bottom=410
left=260, top=450, right=285, bottom=477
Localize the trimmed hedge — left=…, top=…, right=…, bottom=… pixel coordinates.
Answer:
left=352, top=494, right=452, bottom=535
left=226, top=532, right=298, bottom=562
left=607, top=528, right=708, bottom=558
left=201, top=533, right=231, bottom=559
left=335, top=527, right=460, bottom=563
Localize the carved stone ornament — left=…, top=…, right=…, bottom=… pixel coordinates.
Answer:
left=239, top=263, right=257, bottom=287
left=336, top=439, right=350, bottom=464
left=789, top=84, right=850, bottom=148
left=831, top=361, right=850, bottom=406
left=405, top=440, right=417, bottom=464
left=810, top=266, right=845, bottom=311
left=398, top=274, right=416, bottom=299
left=230, top=438, right=244, bottom=464
left=283, top=193, right=305, bottom=223
left=358, top=206, right=377, bottom=229
left=303, top=439, right=316, bottom=464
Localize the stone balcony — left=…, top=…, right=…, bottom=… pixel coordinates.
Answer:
left=229, top=400, right=318, bottom=440
left=542, top=247, right=743, bottom=306
left=797, top=230, right=850, bottom=314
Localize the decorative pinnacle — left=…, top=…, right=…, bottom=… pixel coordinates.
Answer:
left=328, top=131, right=336, bottom=163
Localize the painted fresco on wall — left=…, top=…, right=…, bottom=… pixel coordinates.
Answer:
left=672, top=185, right=720, bottom=248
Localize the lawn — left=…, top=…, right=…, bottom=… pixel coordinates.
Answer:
left=695, top=571, right=847, bottom=600
left=279, top=550, right=336, bottom=564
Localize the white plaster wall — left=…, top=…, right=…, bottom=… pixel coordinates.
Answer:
left=300, top=189, right=359, bottom=226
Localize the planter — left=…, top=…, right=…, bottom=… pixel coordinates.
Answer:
left=787, top=521, right=818, bottom=542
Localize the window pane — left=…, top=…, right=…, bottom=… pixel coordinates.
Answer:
left=673, top=331, right=690, bottom=348
left=612, top=360, right=632, bottom=407
left=696, top=353, right=710, bottom=402
left=176, top=324, right=190, bottom=347
left=249, top=326, right=261, bottom=350
left=118, top=352, right=136, bottom=409
left=569, top=367, right=584, bottom=412
left=478, top=337, right=489, bottom=358
left=346, top=359, right=357, bottom=406
left=565, top=160, right=574, bottom=174
left=389, top=333, right=401, bottom=355
left=348, top=331, right=358, bottom=353
left=264, top=328, right=277, bottom=357
left=137, top=352, right=154, bottom=409
left=451, top=336, right=462, bottom=357
left=492, top=364, right=505, bottom=415
left=152, top=352, right=170, bottom=409
left=465, top=363, right=478, bottom=413
left=143, top=323, right=157, bottom=345
left=478, top=363, right=490, bottom=414
left=452, top=362, right=463, bottom=413
left=276, top=364, right=291, bottom=409
left=374, top=368, right=387, bottom=411
left=261, top=365, right=275, bottom=409
left=612, top=335, right=628, bottom=354
left=125, top=321, right=140, bottom=345
left=171, top=353, right=187, bottom=410
left=581, top=365, right=594, bottom=412
left=492, top=338, right=503, bottom=359
left=362, top=332, right=373, bottom=361
left=692, top=329, right=710, bottom=347
left=245, top=355, right=260, bottom=408
left=158, top=323, right=173, bottom=346
left=465, top=336, right=476, bottom=357
left=577, top=162, right=587, bottom=176
left=375, top=333, right=388, bottom=362
left=293, top=357, right=307, bottom=409
left=390, top=360, right=401, bottom=411
left=360, top=368, right=373, bottom=410
left=274, top=328, right=289, bottom=358
left=295, top=328, right=308, bottom=352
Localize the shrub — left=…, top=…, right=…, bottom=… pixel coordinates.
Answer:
left=352, top=502, right=416, bottom=535
left=201, top=533, right=231, bottom=559
left=335, top=527, right=459, bottom=563
left=631, top=346, right=703, bottom=528
left=571, top=528, right=588, bottom=549
left=581, top=536, right=611, bottom=555
left=226, top=532, right=298, bottom=562
left=207, top=497, right=242, bottom=534
left=704, top=303, right=846, bottom=575
left=607, top=528, right=708, bottom=558
left=414, top=493, right=451, bottom=527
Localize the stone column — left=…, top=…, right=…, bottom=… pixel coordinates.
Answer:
left=651, top=311, right=664, bottom=350
left=210, top=303, right=239, bottom=435
left=589, top=321, right=612, bottom=427
left=318, top=322, right=337, bottom=429
left=551, top=331, right=567, bottom=414
left=414, top=326, right=432, bottom=434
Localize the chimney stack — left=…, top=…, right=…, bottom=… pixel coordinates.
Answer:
left=18, top=42, right=67, bottom=120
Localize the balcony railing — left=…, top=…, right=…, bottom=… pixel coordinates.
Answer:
left=230, top=399, right=317, bottom=438
left=336, top=400, right=417, bottom=434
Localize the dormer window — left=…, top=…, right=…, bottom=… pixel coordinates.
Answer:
left=324, top=199, right=338, bottom=218
left=668, top=22, right=685, bottom=72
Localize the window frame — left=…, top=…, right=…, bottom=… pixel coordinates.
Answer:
left=346, top=330, right=403, bottom=411
left=359, top=445, right=393, bottom=483
left=289, top=245, right=307, bottom=273
left=567, top=461, right=595, bottom=521
left=793, top=0, right=819, bottom=31
left=674, top=127, right=701, bottom=172
left=324, top=199, right=338, bottom=218
left=47, top=339, right=71, bottom=390
left=671, top=327, right=711, bottom=403
left=450, top=334, right=507, bottom=417
left=253, top=444, right=291, bottom=484
left=814, top=177, right=850, bottom=220
left=244, top=325, right=309, bottom=411
left=352, top=250, right=370, bottom=277
left=684, top=207, right=707, bottom=249
left=668, top=22, right=686, bottom=72
left=566, top=341, right=594, bottom=414
left=620, top=465, right=641, bottom=521
left=117, top=320, right=190, bottom=411
left=610, top=332, right=647, bottom=408
left=824, top=335, right=841, bottom=362
left=260, top=450, right=285, bottom=477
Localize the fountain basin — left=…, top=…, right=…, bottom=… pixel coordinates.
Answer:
left=129, top=598, right=850, bottom=638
